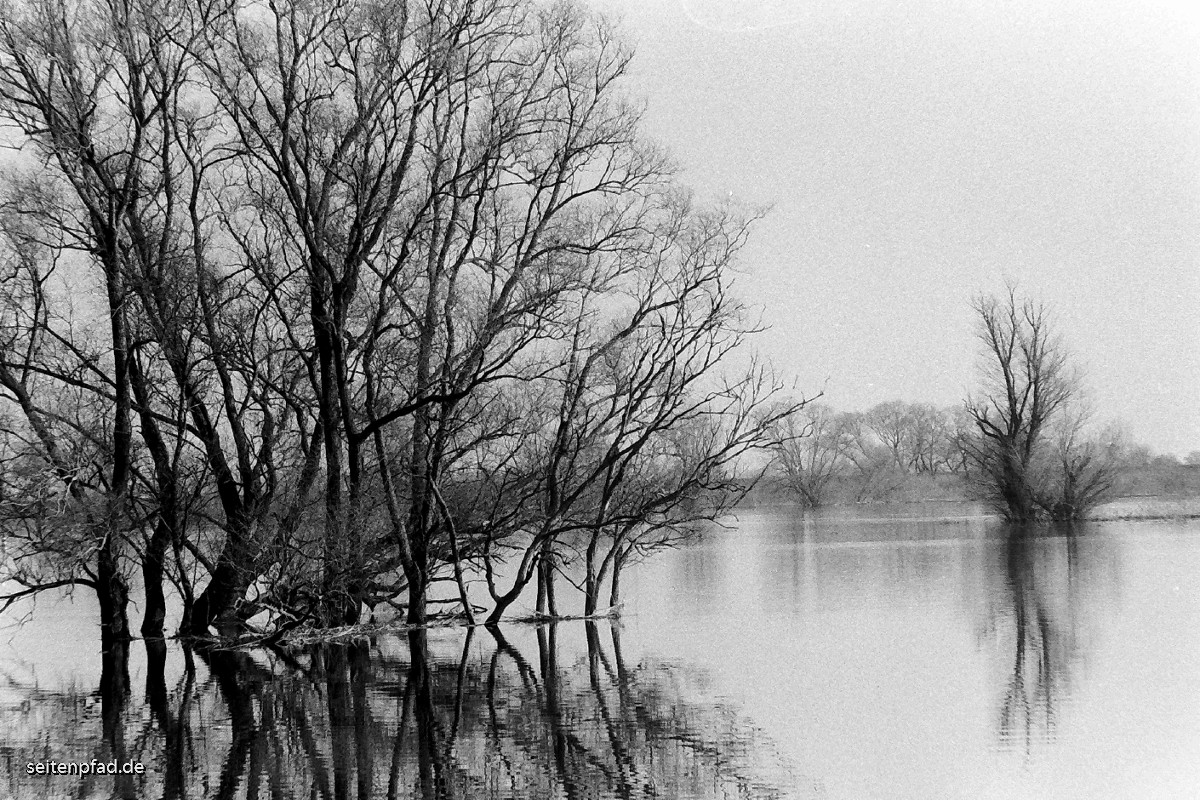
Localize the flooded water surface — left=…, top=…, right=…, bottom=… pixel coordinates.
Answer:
left=2, top=508, right=1199, bottom=799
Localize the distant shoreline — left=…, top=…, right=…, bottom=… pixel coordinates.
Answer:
left=740, top=493, right=1200, bottom=523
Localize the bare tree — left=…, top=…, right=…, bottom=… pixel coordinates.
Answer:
left=863, top=401, right=912, bottom=469
left=196, top=0, right=676, bottom=627
left=0, top=0, right=318, bottom=639
left=0, top=0, right=797, bottom=640
left=466, top=201, right=795, bottom=624
left=964, top=287, right=1076, bottom=522
left=904, top=403, right=952, bottom=474
left=578, top=378, right=790, bottom=617
left=0, top=211, right=140, bottom=651
left=942, top=405, right=976, bottom=475
left=1030, top=407, right=1124, bottom=521
left=0, top=0, right=174, bottom=642
left=771, top=403, right=854, bottom=509
left=833, top=411, right=902, bottom=502
left=860, top=401, right=959, bottom=475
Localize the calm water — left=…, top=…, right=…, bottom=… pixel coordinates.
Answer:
left=2, top=508, right=1199, bottom=799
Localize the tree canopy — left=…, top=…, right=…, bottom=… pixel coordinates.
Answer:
left=0, top=0, right=795, bottom=639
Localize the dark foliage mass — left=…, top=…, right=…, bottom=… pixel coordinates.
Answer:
left=0, top=0, right=798, bottom=641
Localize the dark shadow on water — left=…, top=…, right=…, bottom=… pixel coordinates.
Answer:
left=0, top=622, right=801, bottom=799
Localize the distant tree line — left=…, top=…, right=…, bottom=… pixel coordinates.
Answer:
left=771, top=288, right=1132, bottom=522
left=769, top=400, right=974, bottom=508
left=0, top=0, right=798, bottom=643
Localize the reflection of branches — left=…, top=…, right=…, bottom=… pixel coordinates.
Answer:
left=197, top=648, right=260, bottom=800
left=999, top=537, right=1057, bottom=750
left=990, top=528, right=1094, bottom=755
left=0, top=624, right=801, bottom=799
left=486, top=621, right=797, bottom=800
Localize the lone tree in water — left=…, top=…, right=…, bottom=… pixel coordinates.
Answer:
left=964, top=287, right=1118, bottom=522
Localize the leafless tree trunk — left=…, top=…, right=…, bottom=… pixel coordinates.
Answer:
left=965, top=287, right=1075, bottom=522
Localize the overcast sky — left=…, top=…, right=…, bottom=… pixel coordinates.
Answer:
left=592, top=0, right=1200, bottom=456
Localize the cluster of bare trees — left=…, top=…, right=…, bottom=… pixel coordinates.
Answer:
left=0, top=0, right=796, bottom=642
left=771, top=400, right=973, bottom=508
left=964, top=288, right=1123, bottom=522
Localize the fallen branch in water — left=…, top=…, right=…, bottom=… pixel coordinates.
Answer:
left=274, top=614, right=474, bottom=647
left=510, top=603, right=625, bottom=624
left=190, top=600, right=630, bottom=650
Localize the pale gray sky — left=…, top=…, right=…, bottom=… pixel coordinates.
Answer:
left=593, top=0, right=1200, bottom=456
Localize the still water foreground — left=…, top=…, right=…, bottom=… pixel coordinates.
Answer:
left=2, top=509, right=1199, bottom=799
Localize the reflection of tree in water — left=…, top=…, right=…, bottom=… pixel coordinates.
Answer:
left=0, top=623, right=799, bottom=799
left=983, top=527, right=1111, bottom=755
left=0, top=640, right=140, bottom=799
